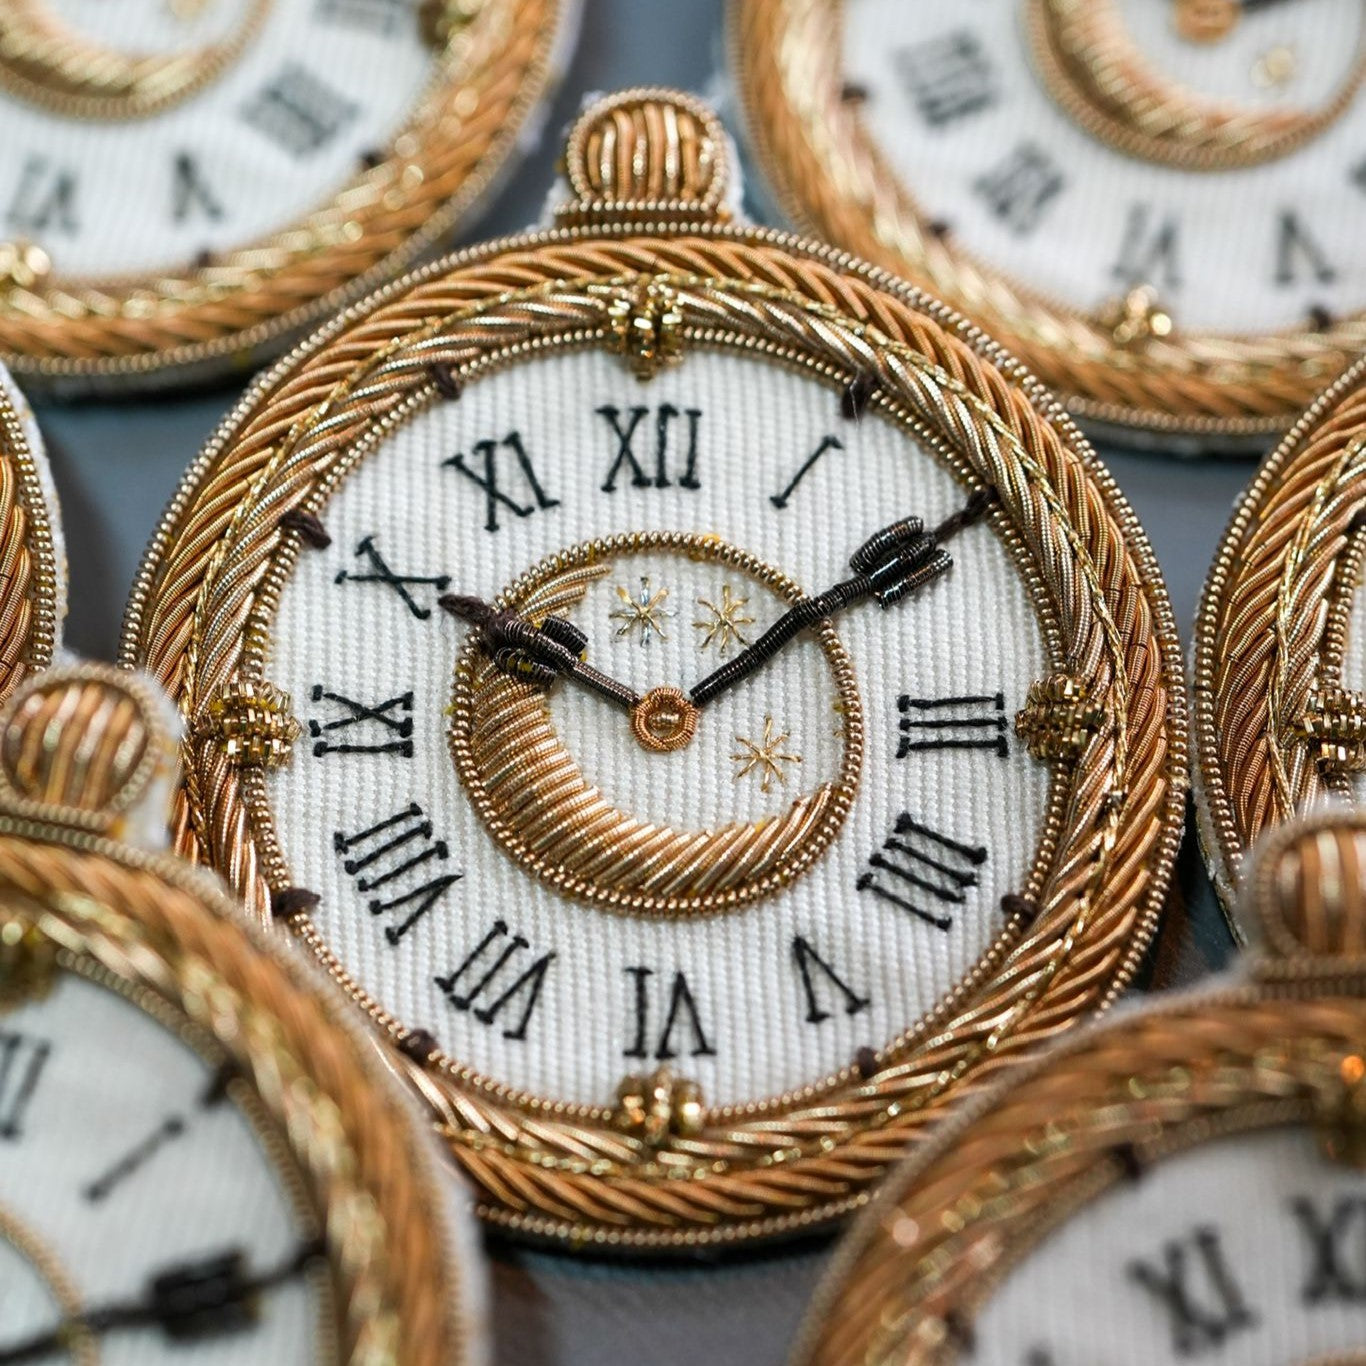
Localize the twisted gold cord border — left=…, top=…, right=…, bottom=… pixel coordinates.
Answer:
left=0, top=0, right=565, bottom=384
left=797, top=990, right=1366, bottom=1366
left=1195, top=356, right=1366, bottom=917
left=730, top=0, right=1366, bottom=439
left=0, top=829, right=469, bottom=1366
left=122, top=235, right=1185, bottom=1245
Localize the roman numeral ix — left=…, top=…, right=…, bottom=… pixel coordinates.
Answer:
left=309, top=684, right=414, bottom=757
left=334, top=802, right=461, bottom=945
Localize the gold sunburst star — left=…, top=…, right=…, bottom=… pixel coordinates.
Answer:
left=694, top=583, right=755, bottom=656
left=609, top=576, right=674, bottom=645
left=732, top=716, right=802, bottom=793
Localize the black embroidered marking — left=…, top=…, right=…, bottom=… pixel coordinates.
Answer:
left=335, top=535, right=450, bottom=619
left=397, top=1029, right=439, bottom=1065
left=622, top=967, right=716, bottom=1061
left=200, top=1061, right=238, bottom=1109
left=359, top=147, right=385, bottom=170
left=1113, top=1141, right=1145, bottom=1183
left=193, top=248, right=216, bottom=270
left=309, top=685, right=414, bottom=757
left=444, top=431, right=560, bottom=532
left=597, top=404, right=702, bottom=492
left=1308, top=303, right=1336, bottom=331
left=279, top=508, right=331, bottom=548
left=925, top=218, right=952, bottom=240
left=1349, top=507, right=1366, bottom=537
left=240, top=63, right=357, bottom=159
left=893, top=29, right=996, bottom=127
left=934, top=485, right=997, bottom=543
left=435, top=920, right=555, bottom=1041
left=973, top=142, right=1065, bottom=236
left=172, top=152, right=224, bottom=224
left=771, top=434, right=843, bottom=509
left=1276, top=209, right=1337, bottom=286
left=1112, top=203, right=1181, bottom=291
left=854, top=1046, right=879, bottom=1080
left=0, top=1031, right=50, bottom=1140
left=83, top=1114, right=188, bottom=1203
left=942, top=1310, right=976, bottom=1352
left=793, top=936, right=870, bottom=1024
left=842, top=373, right=877, bottom=420
left=1128, top=1227, right=1258, bottom=1356
left=7, top=155, right=77, bottom=236
left=1290, top=1196, right=1366, bottom=1303
left=897, top=692, right=1007, bottom=758
left=1000, top=893, right=1040, bottom=924
left=428, top=361, right=462, bottom=399
left=840, top=81, right=869, bottom=103
left=271, top=886, right=320, bottom=920
left=857, top=812, right=988, bottom=932
left=334, top=803, right=461, bottom=945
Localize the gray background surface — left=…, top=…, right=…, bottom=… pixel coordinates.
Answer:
left=31, top=2, right=1249, bottom=1360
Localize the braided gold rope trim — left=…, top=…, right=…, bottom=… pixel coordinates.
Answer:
left=1026, top=0, right=1366, bottom=173
left=0, top=381, right=59, bottom=704
left=0, top=0, right=272, bottom=121
left=1195, top=357, right=1366, bottom=912
left=0, top=0, right=563, bottom=382
left=731, top=0, right=1365, bottom=438
left=797, top=990, right=1366, bottom=1366
left=123, top=237, right=1185, bottom=1243
left=0, top=829, right=467, bottom=1366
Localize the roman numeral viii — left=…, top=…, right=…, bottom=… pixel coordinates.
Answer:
left=435, top=921, right=555, bottom=1041
left=334, top=802, right=461, bottom=945
left=857, top=812, right=987, bottom=931
left=0, top=1030, right=51, bottom=1140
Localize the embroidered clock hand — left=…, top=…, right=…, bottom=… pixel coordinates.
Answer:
left=0, top=1241, right=324, bottom=1362
left=440, top=593, right=643, bottom=712
left=689, top=489, right=996, bottom=710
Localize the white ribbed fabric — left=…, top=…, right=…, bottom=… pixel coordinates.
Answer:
left=977, top=1127, right=1366, bottom=1363
left=0, top=0, right=430, bottom=278
left=845, top=0, right=1366, bottom=332
left=268, top=347, right=1051, bottom=1108
left=0, top=973, right=315, bottom=1364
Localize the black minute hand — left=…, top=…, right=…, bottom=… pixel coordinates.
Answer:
left=689, top=489, right=996, bottom=710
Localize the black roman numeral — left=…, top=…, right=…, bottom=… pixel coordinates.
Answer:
left=334, top=802, right=461, bottom=945
left=973, top=142, right=1064, bottom=236
left=0, top=1030, right=50, bottom=1140
left=444, top=431, right=560, bottom=533
left=598, top=405, right=702, bottom=493
left=309, top=685, right=414, bottom=757
left=1291, top=1195, right=1366, bottom=1304
left=893, top=29, right=996, bottom=127
left=622, top=967, right=716, bottom=1060
left=770, top=435, right=843, bottom=509
left=1275, top=209, right=1336, bottom=286
left=171, top=152, right=224, bottom=224
left=792, top=936, right=869, bottom=1024
left=8, top=157, right=77, bottom=236
left=240, top=63, right=357, bottom=158
left=856, top=812, right=987, bottom=931
left=897, top=693, right=1007, bottom=758
left=435, top=920, right=555, bottom=1041
left=314, top=0, right=407, bottom=31
left=1112, top=203, right=1181, bottom=291
left=83, top=1114, right=188, bottom=1203
left=1128, top=1226, right=1257, bottom=1356
left=335, top=535, right=450, bottom=619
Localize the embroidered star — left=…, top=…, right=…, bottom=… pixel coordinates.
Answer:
left=694, top=583, right=755, bottom=657
left=609, top=576, right=674, bottom=645
left=731, top=716, right=802, bottom=793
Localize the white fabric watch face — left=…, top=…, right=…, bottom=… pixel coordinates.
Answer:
left=975, top=1128, right=1366, bottom=1364
left=0, top=972, right=325, bottom=1363
left=266, top=345, right=1052, bottom=1110
left=843, top=0, right=1366, bottom=334
left=0, top=0, right=431, bottom=278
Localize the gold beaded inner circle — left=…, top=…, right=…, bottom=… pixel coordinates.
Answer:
left=447, top=531, right=864, bottom=919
